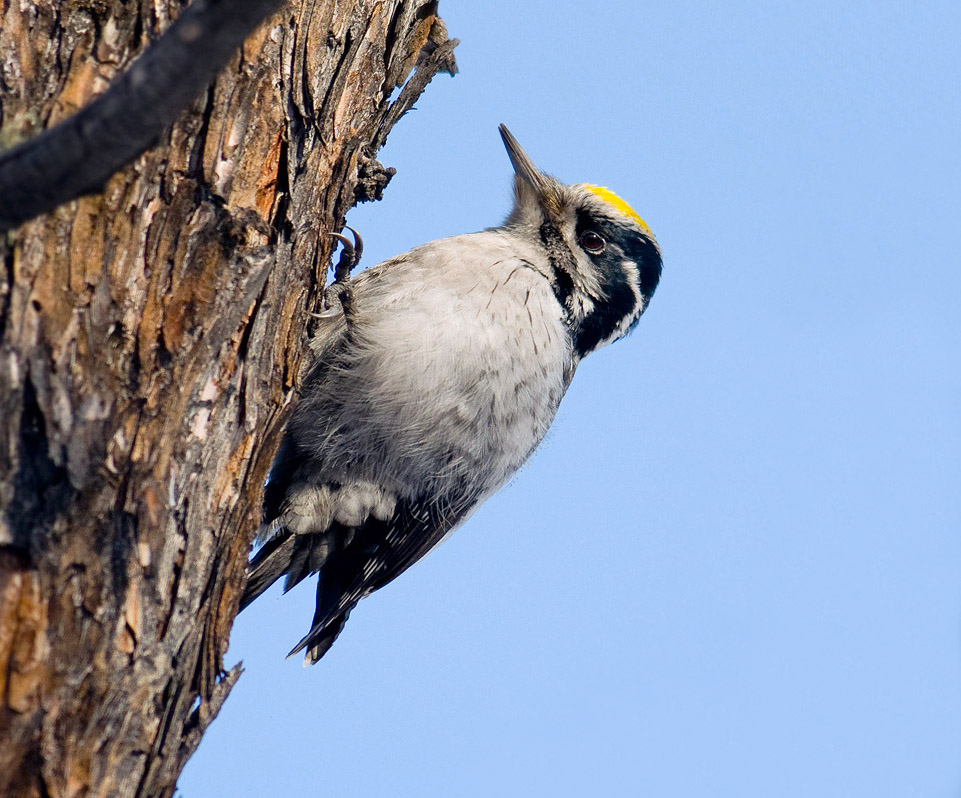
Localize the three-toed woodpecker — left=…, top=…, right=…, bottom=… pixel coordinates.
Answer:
left=241, top=125, right=662, bottom=664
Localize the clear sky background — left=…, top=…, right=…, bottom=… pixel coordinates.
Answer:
left=181, top=2, right=961, bottom=796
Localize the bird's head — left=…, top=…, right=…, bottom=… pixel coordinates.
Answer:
left=499, top=124, right=662, bottom=358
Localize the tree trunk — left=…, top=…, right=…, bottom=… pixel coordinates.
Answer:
left=0, top=2, right=456, bottom=796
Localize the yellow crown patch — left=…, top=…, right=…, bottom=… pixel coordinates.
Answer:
left=580, top=184, right=653, bottom=238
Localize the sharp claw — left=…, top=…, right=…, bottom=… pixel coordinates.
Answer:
left=344, top=225, right=364, bottom=265
left=326, top=232, right=354, bottom=264
left=326, top=227, right=362, bottom=284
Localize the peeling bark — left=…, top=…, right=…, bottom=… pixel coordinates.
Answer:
left=0, top=2, right=457, bottom=796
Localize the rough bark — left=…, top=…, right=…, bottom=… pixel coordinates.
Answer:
left=0, top=2, right=457, bottom=796
left=0, top=0, right=288, bottom=230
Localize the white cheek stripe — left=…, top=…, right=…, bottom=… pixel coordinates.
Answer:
left=597, top=259, right=644, bottom=351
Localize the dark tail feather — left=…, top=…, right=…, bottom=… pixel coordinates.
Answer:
left=241, top=529, right=335, bottom=611
left=286, top=563, right=354, bottom=664
left=283, top=532, right=332, bottom=593
left=287, top=611, right=350, bottom=665
left=240, top=532, right=297, bottom=610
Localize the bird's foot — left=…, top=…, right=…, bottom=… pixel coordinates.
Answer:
left=329, top=225, right=364, bottom=283
left=316, top=225, right=363, bottom=317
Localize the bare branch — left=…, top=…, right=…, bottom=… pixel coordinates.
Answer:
left=0, top=0, right=285, bottom=232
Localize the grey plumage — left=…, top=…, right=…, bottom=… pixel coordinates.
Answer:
left=241, top=125, right=662, bottom=664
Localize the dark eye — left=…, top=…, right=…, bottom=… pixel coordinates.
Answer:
left=579, top=230, right=605, bottom=253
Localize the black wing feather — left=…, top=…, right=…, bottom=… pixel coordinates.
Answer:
left=285, top=491, right=476, bottom=662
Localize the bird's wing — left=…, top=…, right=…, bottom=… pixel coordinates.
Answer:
left=285, top=489, right=477, bottom=662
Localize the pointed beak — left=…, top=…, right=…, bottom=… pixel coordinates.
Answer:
left=499, top=124, right=551, bottom=196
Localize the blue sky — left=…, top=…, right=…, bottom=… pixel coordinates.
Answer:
left=181, top=2, right=961, bottom=795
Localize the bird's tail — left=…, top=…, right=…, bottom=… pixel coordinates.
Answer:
left=240, top=528, right=330, bottom=611
left=287, top=610, right=350, bottom=666
left=284, top=555, right=355, bottom=665
left=241, top=527, right=349, bottom=664
left=241, top=533, right=292, bottom=610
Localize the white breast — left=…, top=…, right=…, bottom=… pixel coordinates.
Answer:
left=297, top=230, right=574, bottom=506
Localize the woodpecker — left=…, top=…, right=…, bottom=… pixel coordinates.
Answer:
left=241, top=125, right=662, bottom=664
